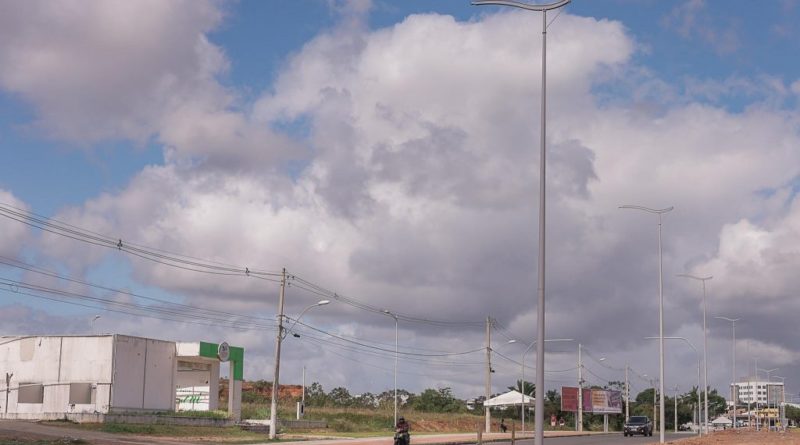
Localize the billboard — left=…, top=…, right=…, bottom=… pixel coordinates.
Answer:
left=561, top=387, right=622, bottom=414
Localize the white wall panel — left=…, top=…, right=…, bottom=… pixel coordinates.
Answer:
left=111, top=335, right=146, bottom=409
left=142, top=338, right=176, bottom=410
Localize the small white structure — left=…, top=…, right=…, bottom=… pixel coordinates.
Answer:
left=484, top=390, right=534, bottom=407
left=711, top=416, right=733, bottom=430
left=0, top=335, right=243, bottom=420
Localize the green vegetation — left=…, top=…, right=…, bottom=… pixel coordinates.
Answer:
left=47, top=422, right=265, bottom=439
left=0, top=440, right=87, bottom=445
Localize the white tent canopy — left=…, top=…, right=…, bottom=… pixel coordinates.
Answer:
left=484, top=390, right=534, bottom=407
left=711, top=416, right=732, bottom=426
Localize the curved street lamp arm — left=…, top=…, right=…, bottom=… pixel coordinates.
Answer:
left=677, top=273, right=713, bottom=281
left=619, top=205, right=674, bottom=214
left=471, top=0, right=570, bottom=12
left=284, top=300, right=330, bottom=338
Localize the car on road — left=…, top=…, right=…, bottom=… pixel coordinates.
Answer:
left=623, top=416, right=653, bottom=437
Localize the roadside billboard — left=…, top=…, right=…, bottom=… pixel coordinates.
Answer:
left=561, top=387, right=622, bottom=414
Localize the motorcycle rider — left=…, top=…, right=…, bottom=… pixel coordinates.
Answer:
left=395, top=416, right=410, bottom=445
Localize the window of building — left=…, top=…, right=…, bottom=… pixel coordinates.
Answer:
left=69, top=383, right=93, bottom=404
left=18, top=383, right=44, bottom=404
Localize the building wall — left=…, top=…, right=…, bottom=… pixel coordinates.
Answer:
left=733, top=381, right=784, bottom=405
left=111, top=335, right=176, bottom=411
left=2, top=335, right=233, bottom=419
left=0, top=336, right=114, bottom=415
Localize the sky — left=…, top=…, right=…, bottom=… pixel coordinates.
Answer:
left=1, top=0, right=800, bottom=404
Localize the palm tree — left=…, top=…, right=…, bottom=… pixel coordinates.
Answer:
left=508, top=380, right=535, bottom=396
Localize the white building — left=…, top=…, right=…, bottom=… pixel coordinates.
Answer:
left=0, top=335, right=243, bottom=420
left=732, top=380, right=784, bottom=406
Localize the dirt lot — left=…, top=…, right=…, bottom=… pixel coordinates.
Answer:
left=669, top=429, right=800, bottom=444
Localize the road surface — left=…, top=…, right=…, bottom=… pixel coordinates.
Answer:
left=498, top=432, right=692, bottom=445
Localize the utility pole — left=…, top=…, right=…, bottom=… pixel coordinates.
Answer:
left=674, top=386, right=679, bottom=433
left=4, top=372, right=12, bottom=414
left=577, top=344, right=584, bottom=432
left=269, top=268, right=287, bottom=439
left=485, top=316, right=492, bottom=433
left=298, top=366, right=305, bottom=420
left=625, top=365, right=630, bottom=421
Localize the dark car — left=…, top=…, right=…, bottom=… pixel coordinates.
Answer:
left=624, top=416, right=653, bottom=437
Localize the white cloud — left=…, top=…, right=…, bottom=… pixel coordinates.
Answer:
left=0, top=190, right=30, bottom=257
left=0, top=0, right=225, bottom=143
left=5, top=4, right=800, bottom=398
left=661, top=0, right=740, bottom=55
left=791, top=79, right=800, bottom=95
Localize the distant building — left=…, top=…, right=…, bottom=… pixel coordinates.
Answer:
left=732, top=379, right=784, bottom=406
left=0, top=335, right=243, bottom=420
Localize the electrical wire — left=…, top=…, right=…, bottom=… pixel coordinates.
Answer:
left=0, top=203, right=282, bottom=278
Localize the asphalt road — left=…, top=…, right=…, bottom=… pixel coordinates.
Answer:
left=493, top=432, right=692, bottom=445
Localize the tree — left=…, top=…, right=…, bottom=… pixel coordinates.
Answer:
left=706, top=388, right=727, bottom=418
left=508, top=380, right=535, bottom=396
left=412, top=387, right=463, bottom=412
left=786, top=405, right=800, bottom=426
left=543, top=389, right=561, bottom=420
left=354, top=392, right=378, bottom=408
left=329, top=387, right=353, bottom=407
left=305, top=382, right=328, bottom=407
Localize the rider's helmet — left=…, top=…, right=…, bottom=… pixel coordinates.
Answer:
left=399, top=417, right=405, bottom=422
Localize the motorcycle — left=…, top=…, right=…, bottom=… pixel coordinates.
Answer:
left=393, top=428, right=410, bottom=445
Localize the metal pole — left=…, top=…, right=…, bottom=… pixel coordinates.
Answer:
left=521, top=342, right=535, bottom=432
left=657, top=213, right=666, bottom=443
left=486, top=316, right=492, bottom=433
left=716, top=316, right=740, bottom=429
left=521, top=352, right=526, bottom=432
left=470, top=3, right=572, bottom=443
left=678, top=274, right=713, bottom=435
left=394, top=315, right=398, bottom=427
left=533, top=8, right=548, bottom=445
left=269, top=268, right=287, bottom=439
left=697, top=362, right=701, bottom=435
left=674, top=386, right=678, bottom=433
left=625, top=365, right=630, bottom=421
left=733, top=320, right=737, bottom=429
left=624, top=205, right=673, bottom=444
left=701, top=280, right=709, bottom=434
left=301, top=366, right=305, bottom=419
left=578, top=349, right=584, bottom=429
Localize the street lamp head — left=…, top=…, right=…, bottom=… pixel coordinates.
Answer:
left=619, top=205, right=674, bottom=214
left=92, top=315, right=101, bottom=321
left=507, top=340, right=517, bottom=344
left=472, top=0, right=571, bottom=12
left=677, top=273, right=713, bottom=281
left=316, top=300, right=330, bottom=306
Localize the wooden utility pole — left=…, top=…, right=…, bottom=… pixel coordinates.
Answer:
left=485, top=317, right=492, bottom=433
left=268, top=268, right=287, bottom=439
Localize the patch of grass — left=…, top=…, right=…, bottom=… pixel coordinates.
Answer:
left=47, top=422, right=264, bottom=439
left=0, top=440, right=88, bottom=445
left=167, top=410, right=230, bottom=419
left=100, top=423, right=157, bottom=434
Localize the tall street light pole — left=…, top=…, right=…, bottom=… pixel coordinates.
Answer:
left=622, top=205, right=673, bottom=443
left=269, top=268, right=329, bottom=440
left=470, top=1, right=571, bottom=443
left=520, top=338, right=573, bottom=432
left=645, top=336, right=701, bottom=436
left=715, top=316, right=740, bottom=429
left=678, top=273, right=712, bottom=435
left=757, top=366, right=779, bottom=418
left=382, top=310, right=399, bottom=427
left=91, top=314, right=101, bottom=334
